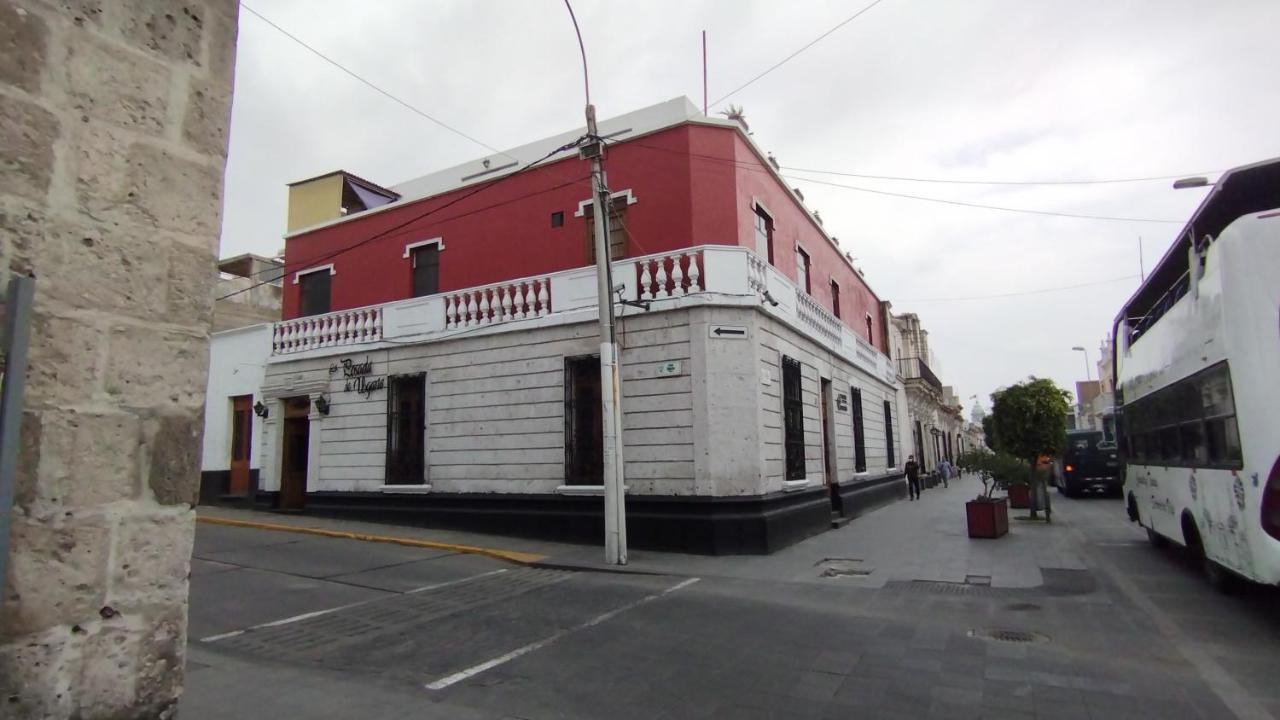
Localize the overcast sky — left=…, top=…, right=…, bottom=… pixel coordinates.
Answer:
left=219, top=0, right=1280, bottom=409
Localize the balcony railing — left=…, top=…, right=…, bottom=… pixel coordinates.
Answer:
left=898, top=356, right=942, bottom=392
left=268, top=245, right=894, bottom=385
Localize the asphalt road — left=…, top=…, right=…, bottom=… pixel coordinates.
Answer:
left=182, top=494, right=1280, bottom=720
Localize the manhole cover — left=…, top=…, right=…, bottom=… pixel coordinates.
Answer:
left=967, top=628, right=1050, bottom=644
left=816, top=558, right=873, bottom=578
left=965, top=574, right=992, bottom=586
left=1003, top=602, right=1041, bottom=612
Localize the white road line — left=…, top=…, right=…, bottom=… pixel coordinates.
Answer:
left=425, top=576, right=700, bottom=691
left=200, top=568, right=509, bottom=643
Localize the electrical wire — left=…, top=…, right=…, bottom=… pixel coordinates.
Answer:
left=778, top=165, right=1222, bottom=187
left=218, top=139, right=589, bottom=300
left=899, top=274, right=1139, bottom=303
left=240, top=3, right=510, bottom=160
left=622, top=140, right=1184, bottom=224
left=710, top=0, right=888, bottom=107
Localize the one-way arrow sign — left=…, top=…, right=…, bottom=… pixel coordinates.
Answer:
left=708, top=324, right=748, bottom=339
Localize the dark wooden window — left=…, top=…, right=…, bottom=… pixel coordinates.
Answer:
left=865, top=314, right=874, bottom=344
left=830, top=280, right=841, bottom=319
left=884, top=400, right=896, bottom=468
left=565, top=356, right=603, bottom=485
left=782, top=356, right=806, bottom=481
left=850, top=387, right=866, bottom=473
left=753, top=205, right=774, bottom=263
left=551, top=211, right=564, bottom=228
left=584, top=203, right=627, bottom=262
left=385, top=373, right=426, bottom=484
left=410, top=244, right=440, bottom=298
left=795, top=247, right=811, bottom=294
left=298, top=269, right=331, bottom=317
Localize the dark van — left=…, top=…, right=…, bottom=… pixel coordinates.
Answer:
left=1059, top=430, right=1122, bottom=497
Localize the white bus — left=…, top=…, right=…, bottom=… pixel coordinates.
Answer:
left=1114, top=156, right=1280, bottom=589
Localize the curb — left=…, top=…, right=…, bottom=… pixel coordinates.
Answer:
left=196, top=515, right=546, bottom=566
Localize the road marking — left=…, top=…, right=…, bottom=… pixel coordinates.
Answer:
left=197, top=514, right=546, bottom=565
left=200, top=569, right=509, bottom=643
left=424, top=577, right=701, bottom=691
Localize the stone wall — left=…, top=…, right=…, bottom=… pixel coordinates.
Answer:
left=0, top=1, right=237, bottom=717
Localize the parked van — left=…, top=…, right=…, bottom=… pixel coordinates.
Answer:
left=1058, top=430, right=1122, bottom=497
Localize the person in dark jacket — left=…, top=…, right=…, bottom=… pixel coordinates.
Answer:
left=905, top=455, right=921, bottom=500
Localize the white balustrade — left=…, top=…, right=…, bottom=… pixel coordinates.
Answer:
left=633, top=249, right=705, bottom=300
left=795, top=289, right=842, bottom=345
left=747, top=252, right=769, bottom=294
left=272, top=306, right=383, bottom=355
left=442, top=276, right=552, bottom=330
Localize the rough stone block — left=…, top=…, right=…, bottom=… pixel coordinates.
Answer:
left=0, top=198, right=48, bottom=276
left=54, top=0, right=105, bottom=27
left=0, top=1, right=49, bottom=93
left=42, top=215, right=170, bottom=319
left=119, top=0, right=206, bottom=65
left=132, top=608, right=185, bottom=716
left=12, top=410, right=42, bottom=510
left=146, top=414, right=203, bottom=506
left=22, top=410, right=141, bottom=512
left=74, top=623, right=139, bottom=713
left=108, top=511, right=193, bottom=605
left=25, top=311, right=104, bottom=405
left=165, top=241, right=216, bottom=325
left=0, top=628, right=78, bottom=718
left=0, top=92, right=59, bottom=201
left=182, top=73, right=231, bottom=157
left=66, top=31, right=171, bottom=135
left=105, top=325, right=206, bottom=408
left=124, top=142, right=225, bottom=235
left=204, top=2, right=239, bottom=80
left=0, top=517, right=111, bottom=637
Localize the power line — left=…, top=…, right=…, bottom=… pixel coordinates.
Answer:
left=900, top=275, right=1139, bottom=303
left=240, top=3, right=510, bottom=159
left=710, top=0, right=888, bottom=107
left=779, top=165, right=1222, bottom=187
left=219, top=140, right=588, bottom=301
left=623, top=141, right=1185, bottom=224
left=782, top=174, right=1183, bottom=224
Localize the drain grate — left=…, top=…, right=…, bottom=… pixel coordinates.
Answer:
left=968, top=628, right=1050, bottom=644
left=1003, top=602, right=1042, bottom=612
left=885, top=580, right=995, bottom=596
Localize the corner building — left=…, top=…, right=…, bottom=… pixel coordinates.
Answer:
left=253, top=98, right=907, bottom=553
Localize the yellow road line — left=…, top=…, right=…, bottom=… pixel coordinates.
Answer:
left=196, top=515, right=546, bottom=565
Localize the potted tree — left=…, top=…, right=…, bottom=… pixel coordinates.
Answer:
left=957, top=449, right=1010, bottom=538
left=986, top=378, right=1071, bottom=521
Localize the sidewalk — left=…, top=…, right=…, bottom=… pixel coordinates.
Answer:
left=197, top=474, right=1086, bottom=588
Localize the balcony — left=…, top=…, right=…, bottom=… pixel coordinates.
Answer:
left=269, top=245, right=897, bottom=384
left=897, top=356, right=942, bottom=392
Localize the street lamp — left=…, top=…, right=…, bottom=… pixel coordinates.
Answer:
left=1071, top=346, right=1091, bottom=381
left=1172, top=176, right=1210, bottom=190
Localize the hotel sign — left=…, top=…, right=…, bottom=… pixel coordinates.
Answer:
left=329, top=356, right=386, bottom=398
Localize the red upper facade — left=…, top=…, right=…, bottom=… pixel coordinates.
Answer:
left=282, top=104, right=887, bottom=353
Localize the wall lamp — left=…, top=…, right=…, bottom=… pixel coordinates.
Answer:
left=252, top=400, right=269, bottom=419
left=314, top=395, right=331, bottom=416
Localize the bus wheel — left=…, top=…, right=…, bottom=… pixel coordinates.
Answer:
left=1126, top=494, right=1139, bottom=522
left=1182, top=521, right=1237, bottom=593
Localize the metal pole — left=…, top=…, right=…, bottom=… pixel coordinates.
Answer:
left=702, top=31, right=708, bottom=116
left=586, top=105, right=627, bottom=565
left=1082, top=348, right=1091, bottom=382
left=1138, top=236, right=1145, bottom=281
left=0, top=275, right=36, bottom=605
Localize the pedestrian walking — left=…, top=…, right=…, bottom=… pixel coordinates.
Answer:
left=905, top=455, right=921, bottom=500
left=939, top=458, right=951, bottom=488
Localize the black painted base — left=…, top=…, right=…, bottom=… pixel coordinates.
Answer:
left=830, top=472, right=908, bottom=520
left=239, top=485, right=837, bottom=555
left=199, top=469, right=259, bottom=507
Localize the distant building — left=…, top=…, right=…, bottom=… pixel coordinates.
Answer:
left=213, top=253, right=283, bottom=331
left=890, top=313, right=964, bottom=472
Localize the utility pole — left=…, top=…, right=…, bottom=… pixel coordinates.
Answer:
left=585, top=106, right=628, bottom=565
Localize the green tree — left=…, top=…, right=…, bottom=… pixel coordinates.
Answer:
left=987, top=377, right=1071, bottom=519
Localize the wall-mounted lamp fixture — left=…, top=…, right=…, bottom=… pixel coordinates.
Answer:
left=314, top=395, right=331, bottom=416
left=252, top=400, right=269, bottom=419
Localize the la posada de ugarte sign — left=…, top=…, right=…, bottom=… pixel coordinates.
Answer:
left=329, top=356, right=386, bottom=398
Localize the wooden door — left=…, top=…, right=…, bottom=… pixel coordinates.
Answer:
left=229, top=395, right=253, bottom=495
left=820, top=379, right=835, bottom=484
left=564, top=357, right=603, bottom=485
left=280, top=397, right=310, bottom=510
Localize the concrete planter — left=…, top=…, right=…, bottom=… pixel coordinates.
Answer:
left=966, top=497, right=1009, bottom=539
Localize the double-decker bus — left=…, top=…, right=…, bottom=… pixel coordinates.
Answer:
left=1113, top=156, right=1280, bottom=588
